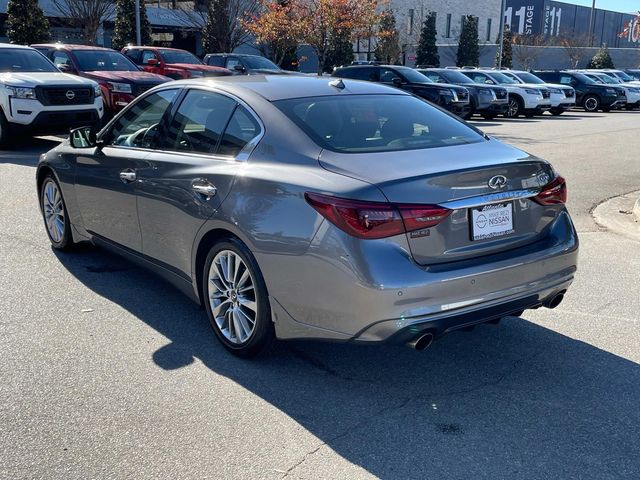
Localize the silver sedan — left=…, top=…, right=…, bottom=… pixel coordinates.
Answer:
left=36, top=75, right=578, bottom=357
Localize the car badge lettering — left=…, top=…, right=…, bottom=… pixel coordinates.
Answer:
left=488, top=175, right=507, bottom=189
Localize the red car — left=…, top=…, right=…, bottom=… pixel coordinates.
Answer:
left=33, top=44, right=172, bottom=115
left=121, top=46, right=231, bottom=79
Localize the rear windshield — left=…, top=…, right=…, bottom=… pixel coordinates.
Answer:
left=0, top=48, right=58, bottom=73
left=274, top=94, right=485, bottom=153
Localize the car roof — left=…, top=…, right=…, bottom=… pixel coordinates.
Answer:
left=124, top=46, right=184, bottom=52
left=163, top=75, right=408, bottom=101
left=206, top=53, right=262, bottom=58
left=32, top=43, right=115, bottom=51
left=0, top=43, right=34, bottom=50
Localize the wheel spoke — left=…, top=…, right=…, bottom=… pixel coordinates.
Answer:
left=236, top=307, right=255, bottom=326
left=211, top=298, right=231, bottom=318
left=238, top=296, right=257, bottom=313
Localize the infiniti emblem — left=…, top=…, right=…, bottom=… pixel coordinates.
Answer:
left=65, top=90, right=75, bottom=100
left=488, top=175, right=507, bottom=190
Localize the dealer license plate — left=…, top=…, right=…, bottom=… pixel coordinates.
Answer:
left=471, top=203, right=514, bottom=241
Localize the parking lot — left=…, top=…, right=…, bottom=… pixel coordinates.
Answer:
left=1, top=111, right=640, bottom=479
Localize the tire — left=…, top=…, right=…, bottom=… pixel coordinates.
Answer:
left=505, top=96, right=522, bottom=118
left=202, top=237, right=274, bottom=358
left=583, top=95, right=600, bottom=112
left=550, top=108, right=564, bottom=116
left=40, top=174, right=75, bottom=250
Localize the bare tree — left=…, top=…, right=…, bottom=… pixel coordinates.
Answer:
left=177, top=0, right=260, bottom=53
left=512, top=34, right=546, bottom=70
left=52, top=0, right=115, bottom=45
left=557, top=33, right=590, bottom=69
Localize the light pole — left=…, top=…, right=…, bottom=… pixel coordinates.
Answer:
left=497, top=0, right=506, bottom=68
left=135, top=0, right=142, bottom=45
left=588, top=0, right=596, bottom=47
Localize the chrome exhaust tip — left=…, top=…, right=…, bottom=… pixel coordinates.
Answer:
left=407, top=333, right=434, bottom=351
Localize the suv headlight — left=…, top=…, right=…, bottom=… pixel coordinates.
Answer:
left=548, top=87, right=562, bottom=94
left=93, top=84, right=102, bottom=97
left=188, top=70, right=204, bottom=78
left=627, top=87, right=640, bottom=93
left=524, top=88, right=540, bottom=95
left=605, top=88, right=617, bottom=94
left=478, top=88, right=492, bottom=96
left=6, top=85, right=36, bottom=99
left=108, top=82, right=132, bottom=94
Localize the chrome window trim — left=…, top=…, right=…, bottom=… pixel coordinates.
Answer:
left=438, top=188, right=541, bottom=210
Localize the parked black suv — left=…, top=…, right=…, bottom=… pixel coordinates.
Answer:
left=332, top=65, right=471, bottom=118
left=418, top=68, right=509, bottom=119
left=204, top=53, right=295, bottom=75
left=534, top=71, right=626, bottom=112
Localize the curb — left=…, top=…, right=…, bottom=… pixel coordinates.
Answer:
left=634, top=196, right=640, bottom=223
left=592, top=190, right=640, bottom=241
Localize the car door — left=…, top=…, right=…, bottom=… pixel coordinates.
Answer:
left=136, top=88, right=263, bottom=277
left=74, top=88, right=179, bottom=252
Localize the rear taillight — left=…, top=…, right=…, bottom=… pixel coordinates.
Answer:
left=305, top=192, right=451, bottom=239
left=532, top=176, right=567, bottom=205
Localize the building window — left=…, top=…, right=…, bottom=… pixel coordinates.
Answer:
left=446, top=14, right=452, bottom=38
left=408, top=9, right=415, bottom=36
left=486, top=18, right=492, bottom=41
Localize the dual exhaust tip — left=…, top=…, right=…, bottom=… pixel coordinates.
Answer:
left=406, top=291, right=566, bottom=351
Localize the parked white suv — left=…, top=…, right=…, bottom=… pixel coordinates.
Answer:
left=501, top=70, right=576, bottom=116
left=0, top=44, right=103, bottom=147
left=461, top=69, right=552, bottom=118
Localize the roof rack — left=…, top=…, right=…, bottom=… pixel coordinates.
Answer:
left=444, top=66, right=460, bottom=69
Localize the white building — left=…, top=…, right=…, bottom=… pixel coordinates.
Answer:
left=354, top=0, right=503, bottom=65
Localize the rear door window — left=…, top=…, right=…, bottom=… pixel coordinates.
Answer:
left=379, top=68, right=402, bottom=84
left=207, top=56, right=226, bottom=67
left=218, top=106, right=261, bottom=156
left=165, top=90, right=237, bottom=155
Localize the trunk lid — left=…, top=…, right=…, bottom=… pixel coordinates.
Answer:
left=318, top=139, right=557, bottom=265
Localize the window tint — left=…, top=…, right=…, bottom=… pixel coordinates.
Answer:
left=107, top=89, right=178, bottom=148
left=559, top=75, right=574, bottom=85
left=218, top=106, right=261, bottom=156
left=465, top=72, right=492, bottom=84
left=336, top=67, right=377, bottom=81
left=421, top=71, right=444, bottom=83
left=52, top=51, right=71, bottom=68
left=226, top=57, right=242, bottom=70
left=380, top=68, right=402, bottom=83
left=124, top=49, right=142, bottom=64
left=142, top=50, right=159, bottom=64
left=166, top=90, right=237, bottom=154
left=207, top=56, right=226, bottom=67
left=74, top=50, right=138, bottom=72
left=0, top=48, right=58, bottom=73
left=274, top=94, right=484, bottom=153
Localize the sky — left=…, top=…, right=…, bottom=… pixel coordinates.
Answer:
left=562, top=0, right=640, bottom=14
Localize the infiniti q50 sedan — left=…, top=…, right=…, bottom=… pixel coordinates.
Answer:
left=36, top=76, right=578, bottom=357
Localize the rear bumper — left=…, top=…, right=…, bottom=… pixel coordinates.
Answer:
left=264, top=210, right=579, bottom=342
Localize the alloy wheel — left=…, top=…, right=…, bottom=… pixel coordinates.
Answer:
left=584, top=97, right=599, bottom=112
left=42, top=180, right=65, bottom=243
left=207, top=250, right=257, bottom=344
left=507, top=98, right=520, bottom=117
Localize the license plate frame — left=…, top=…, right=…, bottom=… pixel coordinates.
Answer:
left=470, top=202, right=515, bottom=241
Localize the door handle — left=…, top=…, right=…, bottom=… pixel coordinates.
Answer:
left=192, top=179, right=217, bottom=198
left=119, top=169, right=136, bottom=183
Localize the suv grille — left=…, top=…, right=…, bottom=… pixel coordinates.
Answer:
left=617, top=89, right=626, bottom=98
left=133, top=84, right=156, bottom=97
left=457, top=90, right=469, bottom=101
left=36, top=86, right=93, bottom=106
left=563, top=89, right=574, bottom=98
left=541, top=90, right=550, bottom=99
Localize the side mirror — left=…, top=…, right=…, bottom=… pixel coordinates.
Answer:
left=485, top=79, right=495, bottom=84
left=147, top=58, right=159, bottom=66
left=70, top=126, right=99, bottom=149
left=233, top=64, right=246, bottom=72
left=392, top=77, right=403, bottom=87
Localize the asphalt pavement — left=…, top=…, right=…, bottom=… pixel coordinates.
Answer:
left=1, top=112, right=639, bottom=479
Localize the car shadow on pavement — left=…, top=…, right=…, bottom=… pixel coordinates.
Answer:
left=54, top=246, right=640, bottom=479
left=0, top=137, right=61, bottom=167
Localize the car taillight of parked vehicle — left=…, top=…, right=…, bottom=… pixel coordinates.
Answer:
left=305, top=192, right=451, bottom=239
left=532, top=176, right=567, bottom=205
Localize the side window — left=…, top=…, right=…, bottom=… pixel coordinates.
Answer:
left=559, top=75, right=573, bottom=85
left=226, top=57, right=241, bottom=70
left=142, top=50, right=159, bottom=65
left=124, top=49, right=141, bottom=64
left=106, top=89, right=179, bottom=148
left=207, top=56, right=225, bottom=67
left=52, top=51, right=71, bottom=68
left=380, top=68, right=402, bottom=83
left=165, top=90, right=237, bottom=154
left=344, top=68, right=377, bottom=81
left=424, top=72, right=444, bottom=82
left=218, top=105, right=261, bottom=156
left=472, top=73, right=491, bottom=84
